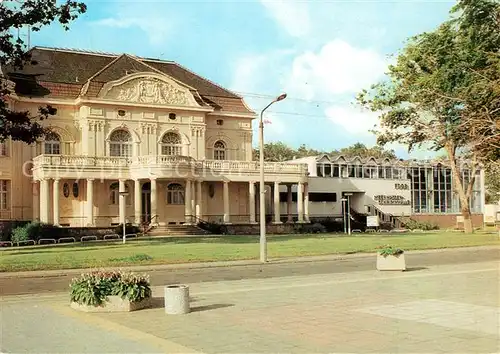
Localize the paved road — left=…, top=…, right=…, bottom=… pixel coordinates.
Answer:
left=2, top=260, right=499, bottom=353
left=1, top=247, right=498, bottom=296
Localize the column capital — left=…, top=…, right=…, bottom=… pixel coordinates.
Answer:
left=149, top=177, right=157, bottom=181
left=87, top=178, right=95, bottom=182
left=53, top=178, right=60, bottom=182
left=119, top=178, right=127, bottom=183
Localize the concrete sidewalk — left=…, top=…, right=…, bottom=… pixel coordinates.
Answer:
left=1, top=244, right=499, bottom=279
left=2, top=260, right=499, bottom=353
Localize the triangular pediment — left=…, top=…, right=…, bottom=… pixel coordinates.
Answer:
left=91, top=54, right=157, bottom=82
left=98, top=72, right=201, bottom=107
left=316, top=154, right=331, bottom=163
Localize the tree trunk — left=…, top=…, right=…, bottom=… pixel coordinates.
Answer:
left=445, top=143, right=474, bottom=233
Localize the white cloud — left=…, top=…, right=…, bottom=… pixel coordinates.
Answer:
left=285, top=39, right=389, bottom=98
left=94, top=5, right=174, bottom=46
left=325, top=105, right=380, bottom=136
left=259, top=0, right=311, bottom=38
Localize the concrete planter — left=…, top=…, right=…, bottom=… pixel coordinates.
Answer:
left=70, top=296, right=151, bottom=312
left=164, top=284, right=190, bottom=314
left=376, top=253, right=406, bottom=271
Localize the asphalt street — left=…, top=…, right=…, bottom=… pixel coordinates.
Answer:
left=1, top=247, right=498, bottom=296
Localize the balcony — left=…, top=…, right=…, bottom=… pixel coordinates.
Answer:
left=31, top=155, right=308, bottom=182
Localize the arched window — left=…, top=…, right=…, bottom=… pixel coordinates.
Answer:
left=109, top=182, right=130, bottom=205
left=109, top=130, right=132, bottom=157
left=161, top=132, right=182, bottom=156
left=213, top=140, right=226, bottom=160
left=44, top=132, right=61, bottom=155
left=166, top=183, right=184, bottom=205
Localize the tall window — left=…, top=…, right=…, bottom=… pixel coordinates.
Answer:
left=167, top=183, right=184, bottom=204
left=0, top=141, right=8, bottom=156
left=44, top=132, right=61, bottom=155
left=161, top=132, right=182, bottom=156
left=0, top=180, right=8, bottom=210
left=410, top=167, right=428, bottom=213
left=433, top=166, right=452, bottom=213
left=213, top=140, right=226, bottom=160
left=109, top=130, right=132, bottom=157
left=109, top=182, right=130, bottom=205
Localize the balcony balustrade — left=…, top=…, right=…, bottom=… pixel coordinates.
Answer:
left=32, top=155, right=308, bottom=181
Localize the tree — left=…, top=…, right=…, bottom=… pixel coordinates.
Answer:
left=338, top=142, right=397, bottom=160
left=254, top=141, right=398, bottom=162
left=485, top=162, right=500, bottom=204
left=357, top=0, right=499, bottom=233
left=0, top=0, right=87, bottom=143
left=450, top=0, right=500, bottom=163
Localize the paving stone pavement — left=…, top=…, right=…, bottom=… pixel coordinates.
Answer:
left=1, top=261, right=499, bottom=353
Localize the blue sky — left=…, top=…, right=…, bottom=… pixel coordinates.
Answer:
left=28, top=0, right=457, bottom=158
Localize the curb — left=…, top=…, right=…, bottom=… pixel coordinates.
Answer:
left=0, top=245, right=498, bottom=280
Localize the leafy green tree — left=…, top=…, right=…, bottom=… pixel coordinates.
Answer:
left=357, top=0, right=499, bottom=233
left=0, top=0, right=87, bottom=143
left=254, top=141, right=397, bottom=162
left=450, top=0, right=500, bottom=162
left=485, top=162, right=500, bottom=204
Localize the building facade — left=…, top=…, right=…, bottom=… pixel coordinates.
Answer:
left=282, top=155, right=485, bottom=228
left=1, top=47, right=308, bottom=227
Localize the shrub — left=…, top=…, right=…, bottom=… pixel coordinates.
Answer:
left=377, top=245, right=404, bottom=257
left=69, top=270, right=151, bottom=306
left=114, top=223, right=141, bottom=235
left=198, top=221, right=227, bottom=234
left=402, top=218, right=439, bottom=231
left=0, top=220, right=30, bottom=241
left=10, top=221, right=61, bottom=242
left=295, top=222, right=327, bottom=234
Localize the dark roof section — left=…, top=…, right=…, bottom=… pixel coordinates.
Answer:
left=91, top=54, right=158, bottom=83
left=5, top=47, right=254, bottom=114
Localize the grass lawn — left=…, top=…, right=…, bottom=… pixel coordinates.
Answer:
left=1, top=232, right=499, bottom=272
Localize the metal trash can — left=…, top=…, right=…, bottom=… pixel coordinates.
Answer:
left=164, top=284, right=190, bottom=314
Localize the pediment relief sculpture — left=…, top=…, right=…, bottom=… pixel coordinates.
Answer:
left=102, top=77, right=198, bottom=107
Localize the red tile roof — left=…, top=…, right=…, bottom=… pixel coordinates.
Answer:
left=6, top=47, right=255, bottom=114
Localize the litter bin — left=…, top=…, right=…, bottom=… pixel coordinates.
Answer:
left=164, top=284, right=190, bottom=314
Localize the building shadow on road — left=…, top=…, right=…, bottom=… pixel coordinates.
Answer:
left=149, top=297, right=234, bottom=312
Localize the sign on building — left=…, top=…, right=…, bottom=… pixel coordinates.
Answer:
left=367, top=215, right=380, bottom=227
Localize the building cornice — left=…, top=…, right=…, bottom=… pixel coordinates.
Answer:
left=208, top=111, right=257, bottom=119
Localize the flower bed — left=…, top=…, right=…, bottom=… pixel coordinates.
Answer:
left=69, top=270, right=152, bottom=312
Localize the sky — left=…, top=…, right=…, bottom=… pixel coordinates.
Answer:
left=25, top=0, right=458, bottom=159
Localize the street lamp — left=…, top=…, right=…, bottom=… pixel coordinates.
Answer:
left=259, top=93, right=287, bottom=263
left=119, top=190, right=129, bottom=244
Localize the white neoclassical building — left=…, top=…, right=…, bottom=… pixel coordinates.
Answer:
left=0, top=47, right=308, bottom=229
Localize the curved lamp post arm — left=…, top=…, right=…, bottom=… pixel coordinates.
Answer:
left=259, top=93, right=287, bottom=263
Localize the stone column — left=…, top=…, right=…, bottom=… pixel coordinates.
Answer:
left=119, top=179, right=126, bottom=225
left=249, top=181, right=256, bottom=224
left=304, top=183, right=310, bottom=222
left=223, top=181, right=230, bottom=224
left=40, top=178, right=49, bottom=223
left=286, top=184, right=293, bottom=223
left=184, top=179, right=192, bottom=223
left=87, top=178, right=94, bottom=226
left=273, top=181, right=281, bottom=224
left=150, top=178, right=157, bottom=223
left=32, top=180, right=39, bottom=221
left=297, top=182, right=304, bottom=223
left=134, top=179, right=141, bottom=225
left=196, top=180, right=202, bottom=220
left=53, top=178, right=60, bottom=226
